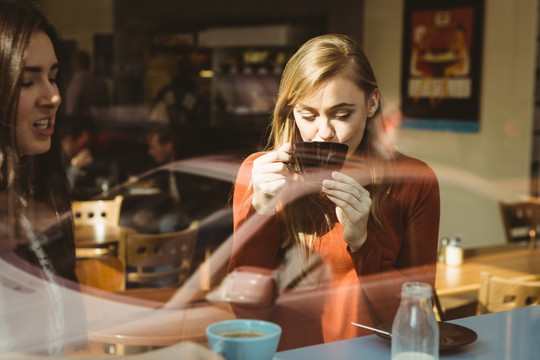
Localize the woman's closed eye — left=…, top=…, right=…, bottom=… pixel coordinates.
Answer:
left=299, top=112, right=316, bottom=120
left=20, top=74, right=40, bottom=88
left=333, top=111, right=351, bottom=120
left=20, top=77, right=57, bottom=88
left=296, top=111, right=351, bottom=121
left=20, top=67, right=58, bottom=88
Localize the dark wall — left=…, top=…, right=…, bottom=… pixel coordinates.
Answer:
left=114, top=0, right=364, bottom=41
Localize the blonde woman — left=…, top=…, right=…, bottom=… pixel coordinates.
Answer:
left=229, top=34, right=440, bottom=350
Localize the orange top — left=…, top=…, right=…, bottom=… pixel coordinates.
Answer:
left=228, top=152, right=440, bottom=350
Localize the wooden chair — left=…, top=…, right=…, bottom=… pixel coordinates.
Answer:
left=124, top=221, right=199, bottom=288
left=72, top=195, right=124, bottom=259
left=499, top=200, right=540, bottom=248
left=75, top=256, right=126, bottom=292
left=477, top=271, right=540, bottom=314
left=72, top=195, right=123, bottom=226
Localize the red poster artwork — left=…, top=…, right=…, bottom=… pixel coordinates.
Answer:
left=401, top=0, right=484, bottom=132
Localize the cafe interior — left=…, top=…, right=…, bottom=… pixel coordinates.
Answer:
left=5, top=0, right=540, bottom=358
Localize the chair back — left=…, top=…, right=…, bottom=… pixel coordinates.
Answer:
left=75, top=256, right=126, bottom=292
left=499, top=201, right=540, bottom=246
left=477, top=271, right=540, bottom=314
left=72, top=195, right=123, bottom=226
left=124, top=221, right=199, bottom=287
left=72, top=195, right=124, bottom=260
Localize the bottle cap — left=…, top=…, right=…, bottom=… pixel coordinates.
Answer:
left=401, top=282, right=432, bottom=298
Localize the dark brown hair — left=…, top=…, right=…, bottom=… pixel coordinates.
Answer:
left=0, top=0, right=65, bottom=191
left=0, top=0, right=75, bottom=277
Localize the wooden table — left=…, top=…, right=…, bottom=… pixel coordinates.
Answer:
left=85, top=243, right=540, bottom=353
left=436, top=244, right=540, bottom=296
left=84, top=287, right=234, bottom=354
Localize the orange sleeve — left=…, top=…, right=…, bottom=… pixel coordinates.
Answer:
left=228, top=153, right=283, bottom=272
left=349, top=157, right=440, bottom=324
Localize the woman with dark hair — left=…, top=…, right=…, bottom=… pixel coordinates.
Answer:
left=0, top=1, right=222, bottom=358
left=0, top=0, right=83, bottom=355
left=228, top=34, right=440, bottom=350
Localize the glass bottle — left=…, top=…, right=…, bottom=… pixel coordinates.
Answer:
left=391, top=282, right=439, bottom=360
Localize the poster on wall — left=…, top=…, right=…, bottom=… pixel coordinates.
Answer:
left=400, top=0, right=484, bottom=132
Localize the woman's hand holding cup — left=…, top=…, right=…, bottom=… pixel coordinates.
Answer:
left=322, top=171, right=371, bottom=252
left=251, top=143, right=293, bottom=214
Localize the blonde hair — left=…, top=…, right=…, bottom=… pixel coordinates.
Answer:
left=266, top=34, right=396, bottom=249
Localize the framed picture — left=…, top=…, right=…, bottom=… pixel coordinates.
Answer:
left=400, top=0, right=485, bottom=132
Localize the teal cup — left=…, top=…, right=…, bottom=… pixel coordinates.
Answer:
left=206, top=319, right=281, bottom=360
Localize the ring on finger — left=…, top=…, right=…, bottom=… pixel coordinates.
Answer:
left=356, top=192, right=362, bottom=201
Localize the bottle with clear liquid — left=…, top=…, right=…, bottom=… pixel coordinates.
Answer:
left=391, top=282, right=439, bottom=360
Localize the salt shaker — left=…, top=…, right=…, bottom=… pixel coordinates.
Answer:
left=391, top=282, right=439, bottom=360
left=445, top=236, right=464, bottom=266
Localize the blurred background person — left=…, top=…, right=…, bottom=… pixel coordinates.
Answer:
left=147, top=125, right=179, bottom=166
left=148, top=55, right=209, bottom=131
left=122, top=125, right=194, bottom=234
left=63, top=49, right=109, bottom=134
left=59, top=127, right=94, bottom=190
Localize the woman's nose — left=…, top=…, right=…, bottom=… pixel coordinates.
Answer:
left=38, top=84, right=61, bottom=108
left=317, top=118, right=336, bottom=141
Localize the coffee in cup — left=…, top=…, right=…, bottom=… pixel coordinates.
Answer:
left=219, top=330, right=267, bottom=338
left=206, top=319, right=281, bottom=360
